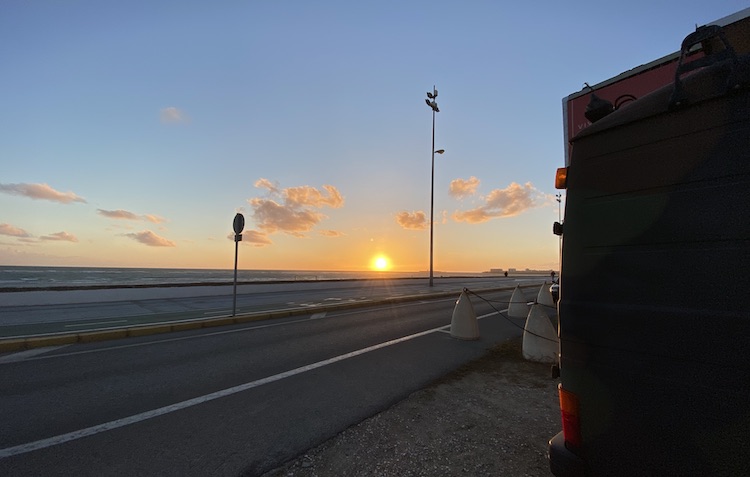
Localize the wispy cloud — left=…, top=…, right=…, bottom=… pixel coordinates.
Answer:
left=40, top=231, right=78, bottom=242
left=0, top=183, right=86, bottom=204
left=319, top=229, right=345, bottom=237
left=142, top=214, right=166, bottom=224
left=248, top=179, right=344, bottom=237
left=449, top=176, right=480, bottom=199
left=227, top=230, right=273, bottom=247
left=395, top=211, right=428, bottom=230
left=160, top=106, right=188, bottom=123
left=0, top=226, right=77, bottom=244
left=283, top=185, right=344, bottom=208
left=254, top=178, right=279, bottom=194
left=0, top=223, right=31, bottom=238
left=98, top=209, right=166, bottom=223
left=123, top=230, right=176, bottom=247
left=452, top=182, right=544, bottom=224
left=98, top=209, right=139, bottom=220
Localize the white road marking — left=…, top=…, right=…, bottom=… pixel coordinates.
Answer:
left=0, top=346, right=71, bottom=364
left=478, top=309, right=507, bottom=319
left=12, top=317, right=320, bottom=362
left=8, top=299, right=507, bottom=364
left=0, top=322, right=451, bottom=459
left=64, top=320, right=128, bottom=328
left=309, top=312, right=327, bottom=320
left=435, top=310, right=505, bottom=334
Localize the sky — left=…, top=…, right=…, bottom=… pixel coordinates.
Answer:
left=1, top=1, right=747, bottom=273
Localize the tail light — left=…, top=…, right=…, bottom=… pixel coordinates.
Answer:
left=558, top=383, right=583, bottom=452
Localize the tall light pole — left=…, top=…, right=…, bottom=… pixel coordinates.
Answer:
left=425, top=86, right=440, bottom=287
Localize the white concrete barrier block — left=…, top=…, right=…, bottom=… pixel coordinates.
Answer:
left=508, top=285, right=530, bottom=318
left=450, top=290, right=479, bottom=340
left=522, top=304, right=558, bottom=363
left=536, top=282, right=555, bottom=307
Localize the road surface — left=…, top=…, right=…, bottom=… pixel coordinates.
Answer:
left=0, top=285, right=547, bottom=476
left=0, top=276, right=547, bottom=338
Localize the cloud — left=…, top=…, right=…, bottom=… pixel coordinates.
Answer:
left=98, top=209, right=166, bottom=223
left=249, top=198, right=324, bottom=236
left=0, top=183, right=86, bottom=204
left=452, top=182, right=543, bottom=224
left=0, top=227, right=77, bottom=244
left=40, top=231, right=78, bottom=242
left=0, top=223, right=31, bottom=238
left=254, top=178, right=279, bottom=194
left=319, top=229, right=345, bottom=237
left=98, top=209, right=139, bottom=220
left=142, top=214, right=166, bottom=224
left=283, top=185, right=344, bottom=208
left=160, top=106, right=188, bottom=123
left=248, top=181, right=344, bottom=237
left=395, top=211, right=428, bottom=230
left=449, top=176, right=480, bottom=199
left=227, top=230, right=273, bottom=247
left=123, top=230, right=176, bottom=247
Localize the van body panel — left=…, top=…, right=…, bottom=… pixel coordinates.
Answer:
left=551, top=45, right=750, bottom=476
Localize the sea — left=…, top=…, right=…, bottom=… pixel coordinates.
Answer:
left=0, top=266, right=432, bottom=291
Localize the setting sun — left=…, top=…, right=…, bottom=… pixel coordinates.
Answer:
left=373, top=256, right=389, bottom=271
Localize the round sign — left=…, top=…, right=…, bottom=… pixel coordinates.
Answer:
left=233, top=213, right=245, bottom=235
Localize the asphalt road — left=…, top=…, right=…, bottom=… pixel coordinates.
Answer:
left=0, top=276, right=547, bottom=338
left=0, top=286, right=542, bottom=476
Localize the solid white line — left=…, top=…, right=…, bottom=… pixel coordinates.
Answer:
left=15, top=317, right=318, bottom=362
left=64, top=320, right=129, bottom=328
left=478, top=309, right=507, bottom=319
left=0, top=323, right=451, bottom=459
left=0, top=346, right=71, bottom=364
left=435, top=310, right=504, bottom=334
left=11, top=300, right=506, bottom=363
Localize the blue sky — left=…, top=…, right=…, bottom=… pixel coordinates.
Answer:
left=1, top=1, right=747, bottom=272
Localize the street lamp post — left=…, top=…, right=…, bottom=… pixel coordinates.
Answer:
left=425, top=86, right=440, bottom=287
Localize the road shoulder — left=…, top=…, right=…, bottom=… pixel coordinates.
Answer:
left=262, top=338, right=560, bottom=476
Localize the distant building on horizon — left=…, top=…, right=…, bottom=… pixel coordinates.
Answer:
left=484, top=267, right=558, bottom=275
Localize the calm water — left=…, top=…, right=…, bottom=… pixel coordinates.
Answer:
left=0, top=266, right=429, bottom=290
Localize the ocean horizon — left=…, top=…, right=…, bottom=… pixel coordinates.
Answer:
left=0, top=265, right=472, bottom=290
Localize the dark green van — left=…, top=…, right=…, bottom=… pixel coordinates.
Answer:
left=548, top=19, right=750, bottom=477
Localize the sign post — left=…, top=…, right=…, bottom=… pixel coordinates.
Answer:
left=232, top=213, right=244, bottom=316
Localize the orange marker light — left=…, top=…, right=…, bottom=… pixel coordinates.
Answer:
left=555, top=167, right=568, bottom=189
